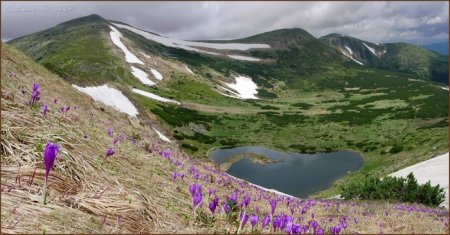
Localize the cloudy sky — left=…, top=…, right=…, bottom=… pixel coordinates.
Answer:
left=1, top=1, right=448, bottom=45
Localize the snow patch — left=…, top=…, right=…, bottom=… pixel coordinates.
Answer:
left=132, top=88, right=181, bottom=105
left=363, top=42, right=377, bottom=56
left=131, top=66, right=156, bottom=86
left=140, top=52, right=151, bottom=59
left=185, top=66, right=194, bottom=75
left=227, top=54, right=261, bottom=62
left=112, top=23, right=270, bottom=52
left=340, top=51, right=364, bottom=65
left=152, top=127, right=171, bottom=142
left=150, top=68, right=163, bottom=80
left=73, top=84, right=138, bottom=117
left=345, top=46, right=353, bottom=55
left=441, top=86, right=449, bottom=91
left=389, top=153, right=449, bottom=208
left=224, top=76, right=259, bottom=99
left=109, top=26, right=144, bottom=65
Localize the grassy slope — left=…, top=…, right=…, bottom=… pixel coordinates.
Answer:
left=2, top=43, right=449, bottom=234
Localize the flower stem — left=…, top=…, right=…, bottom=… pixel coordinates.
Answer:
left=42, top=179, right=47, bottom=205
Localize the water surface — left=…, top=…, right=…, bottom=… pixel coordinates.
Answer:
left=210, top=146, right=363, bottom=198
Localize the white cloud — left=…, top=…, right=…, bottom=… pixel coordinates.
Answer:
left=1, top=1, right=448, bottom=45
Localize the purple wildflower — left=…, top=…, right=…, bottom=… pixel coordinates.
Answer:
left=172, top=171, right=177, bottom=182
left=53, top=98, right=58, bottom=104
left=250, top=214, right=258, bottom=230
left=192, top=192, right=202, bottom=208
left=41, top=103, right=48, bottom=117
left=106, top=148, right=115, bottom=157
left=106, top=128, right=113, bottom=136
left=113, top=137, right=119, bottom=145
left=83, top=133, right=88, bottom=139
left=119, top=133, right=125, bottom=142
left=42, top=142, right=59, bottom=204
left=223, top=202, right=231, bottom=214
left=209, top=196, right=219, bottom=213
left=240, top=212, right=249, bottom=228
left=208, top=188, right=216, bottom=196
left=262, top=214, right=270, bottom=229
left=29, top=83, right=40, bottom=107
left=270, top=199, right=277, bottom=214
left=43, top=142, right=60, bottom=183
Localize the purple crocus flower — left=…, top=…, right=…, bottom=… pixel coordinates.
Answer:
left=240, top=212, right=249, bottom=228
left=192, top=192, right=202, bottom=208
left=189, top=184, right=197, bottom=196
left=242, top=195, right=250, bottom=208
left=223, top=202, right=231, bottom=214
left=209, top=196, right=219, bottom=213
left=60, top=106, right=65, bottom=113
left=53, top=98, right=58, bottom=104
left=43, top=142, right=60, bottom=182
left=119, top=133, right=125, bottom=142
left=250, top=214, right=258, bottom=229
left=42, top=141, right=59, bottom=204
left=208, top=188, right=216, bottom=196
left=106, top=148, right=115, bottom=157
left=83, top=133, right=88, bottom=139
left=262, top=214, right=271, bottom=229
left=65, top=106, right=70, bottom=112
left=29, top=83, right=40, bottom=107
left=106, top=128, right=113, bottom=136
left=41, top=103, right=48, bottom=117
left=172, top=171, right=177, bottom=182
left=270, top=199, right=277, bottom=214
left=113, top=137, right=119, bottom=145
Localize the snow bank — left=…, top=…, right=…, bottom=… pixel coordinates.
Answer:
left=140, top=52, right=151, bottom=59
left=132, top=88, right=181, bottom=105
left=109, top=26, right=144, bottom=65
left=131, top=66, right=156, bottom=86
left=185, top=66, right=194, bottom=75
left=362, top=42, right=377, bottom=56
left=341, top=52, right=364, bottom=65
left=345, top=46, right=353, bottom=55
left=227, top=54, right=261, bottom=62
left=150, top=68, right=163, bottom=80
left=73, top=84, right=138, bottom=117
left=389, top=153, right=449, bottom=208
left=441, top=86, right=449, bottom=91
left=112, top=23, right=270, bottom=51
left=225, top=76, right=259, bottom=99
left=152, top=127, right=171, bottom=142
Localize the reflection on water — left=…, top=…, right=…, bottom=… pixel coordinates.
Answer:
left=210, top=146, right=363, bottom=198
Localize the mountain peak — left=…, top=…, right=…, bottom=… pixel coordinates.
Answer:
left=58, top=14, right=107, bottom=27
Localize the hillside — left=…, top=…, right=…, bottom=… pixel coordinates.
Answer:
left=5, top=14, right=448, bottom=202
left=320, top=34, right=449, bottom=84
left=2, top=41, right=449, bottom=234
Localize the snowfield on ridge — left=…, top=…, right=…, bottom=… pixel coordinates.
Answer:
left=109, top=26, right=144, bottom=65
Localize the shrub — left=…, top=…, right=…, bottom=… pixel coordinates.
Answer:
left=340, top=172, right=445, bottom=207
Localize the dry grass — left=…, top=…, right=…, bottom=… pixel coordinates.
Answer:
left=1, top=43, right=449, bottom=234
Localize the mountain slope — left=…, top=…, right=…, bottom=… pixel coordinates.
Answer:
left=320, top=34, right=449, bottom=84
left=2, top=42, right=449, bottom=234
left=421, top=42, right=449, bottom=56
left=8, top=14, right=139, bottom=86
